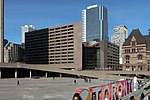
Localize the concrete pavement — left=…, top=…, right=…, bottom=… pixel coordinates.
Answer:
left=0, top=78, right=112, bottom=100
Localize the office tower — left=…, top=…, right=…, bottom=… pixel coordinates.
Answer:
left=0, top=0, right=4, bottom=63
left=21, top=25, right=35, bottom=43
left=112, top=25, right=128, bottom=64
left=25, top=22, right=82, bottom=69
left=82, top=10, right=86, bottom=42
left=4, top=42, right=23, bottom=63
left=82, top=5, right=108, bottom=42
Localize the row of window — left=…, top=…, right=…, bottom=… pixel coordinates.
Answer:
left=125, top=55, right=143, bottom=60
left=50, top=55, right=73, bottom=58
left=125, top=66, right=150, bottom=71
left=49, top=31, right=73, bottom=35
left=50, top=52, right=74, bottom=55
left=50, top=58, right=74, bottom=61
left=49, top=25, right=73, bottom=31
left=125, top=48, right=144, bottom=53
left=49, top=61, right=74, bottom=64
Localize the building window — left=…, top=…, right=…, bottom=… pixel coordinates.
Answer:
left=148, top=60, right=150, bottom=64
left=125, top=55, right=130, bottom=60
left=132, top=48, right=136, bottom=52
left=138, top=55, right=142, bottom=60
left=125, top=55, right=130, bottom=64
left=125, top=49, right=130, bottom=53
left=137, top=48, right=143, bottom=52
left=132, top=66, right=135, bottom=71
left=132, top=41, right=136, bottom=47
left=138, top=66, right=142, bottom=71
left=126, top=61, right=130, bottom=63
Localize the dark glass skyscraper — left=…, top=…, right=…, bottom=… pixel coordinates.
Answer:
left=82, top=5, right=108, bottom=42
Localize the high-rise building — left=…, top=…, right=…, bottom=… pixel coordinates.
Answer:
left=0, top=0, right=4, bottom=63
left=25, top=22, right=82, bottom=69
left=82, top=10, right=86, bottom=42
left=112, top=25, right=128, bottom=64
left=82, top=5, right=108, bottom=42
left=4, top=42, right=23, bottom=63
left=21, top=25, right=35, bottom=43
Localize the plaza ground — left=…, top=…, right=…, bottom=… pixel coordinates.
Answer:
left=0, top=78, right=112, bottom=100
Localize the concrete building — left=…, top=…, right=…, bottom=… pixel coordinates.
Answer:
left=25, top=22, right=82, bottom=69
left=122, top=29, right=150, bottom=71
left=0, top=0, right=4, bottom=63
left=83, top=41, right=119, bottom=70
left=82, top=5, right=108, bottom=42
left=4, top=42, right=23, bottom=63
left=21, top=25, right=35, bottom=43
left=112, top=25, right=128, bottom=64
left=107, top=41, right=120, bottom=70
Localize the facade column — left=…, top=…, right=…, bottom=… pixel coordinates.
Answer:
left=15, top=69, right=17, bottom=78
left=30, top=70, right=32, bottom=78
left=60, top=74, right=62, bottom=78
left=0, top=68, right=1, bottom=79
left=0, top=0, right=4, bottom=63
left=45, top=72, right=47, bottom=78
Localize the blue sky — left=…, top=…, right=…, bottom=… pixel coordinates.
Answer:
left=4, top=0, right=150, bottom=44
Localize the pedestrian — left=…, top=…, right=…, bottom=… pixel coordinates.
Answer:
left=140, top=92, right=144, bottom=100
left=17, top=80, right=20, bottom=86
left=74, top=80, right=77, bottom=84
left=89, top=78, right=91, bottom=83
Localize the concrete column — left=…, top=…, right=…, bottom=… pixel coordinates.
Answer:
left=30, top=70, right=32, bottom=78
left=0, top=68, right=1, bottom=79
left=45, top=72, right=47, bottom=78
left=0, top=0, right=4, bottom=63
left=60, top=74, right=62, bottom=78
left=15, top=69, right=17, bottom=78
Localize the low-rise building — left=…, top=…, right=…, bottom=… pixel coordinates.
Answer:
left=82, top=41, right=119, bottom=70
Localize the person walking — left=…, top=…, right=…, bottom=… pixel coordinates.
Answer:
left=17, top=80, right=20, bottom=86
left=140, top=92, right=144, bottom=100
left=74, top=80, right=77, bottom=84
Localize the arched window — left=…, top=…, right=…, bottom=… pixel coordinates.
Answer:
left=138, top=55, right=142, bottom=60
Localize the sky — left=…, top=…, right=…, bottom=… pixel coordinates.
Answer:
left=4, top=0, right=150, bottom=44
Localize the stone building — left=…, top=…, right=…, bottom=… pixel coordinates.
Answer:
left=122, top=29, right=150, bottom=71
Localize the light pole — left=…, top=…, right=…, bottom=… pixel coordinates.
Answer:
left=0, top=0, right=4, bottom=63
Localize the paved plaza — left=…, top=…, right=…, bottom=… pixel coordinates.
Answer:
left=0, top=78, right=112, bottom=100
